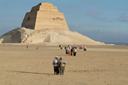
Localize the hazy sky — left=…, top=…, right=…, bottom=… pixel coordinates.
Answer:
left=0, top=0, right=128, bottom=43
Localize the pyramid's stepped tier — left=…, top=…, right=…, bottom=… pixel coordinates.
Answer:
left=31, top=3, right=58, bottom=12
left=0, top=27, right=105, bottom=45
left=22, top=2, right=69, bottom=30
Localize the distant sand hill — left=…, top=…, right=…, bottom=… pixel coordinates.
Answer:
left=0, top=27, right=105, bottom=45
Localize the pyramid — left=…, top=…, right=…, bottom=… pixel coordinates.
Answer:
left=22, top=2, right=69, bottom=30
left=0, top=2, right=106, bottom=45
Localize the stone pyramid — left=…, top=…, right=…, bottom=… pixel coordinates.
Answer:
left=22, top=2, right=69, bottom=30
left=0, top=2, right=105, bottom=45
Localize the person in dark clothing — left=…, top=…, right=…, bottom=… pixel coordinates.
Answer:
left=71, top=48, right=73, bottom=56
left=52, top=56, right=59, bottom=75
left=84, top=46, right=87, bottom=51
left=26, top=45, right=28, bottom=48
left=65, top=46, right=66, bottom=50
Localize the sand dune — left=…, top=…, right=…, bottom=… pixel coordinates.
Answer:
left=0, top=27, right=105, bottom=45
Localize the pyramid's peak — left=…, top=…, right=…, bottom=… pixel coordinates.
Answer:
left=38, top=2, right=53, bottom=6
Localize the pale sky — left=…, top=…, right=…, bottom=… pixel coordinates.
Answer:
left=0, top=0, right=128, bottom=43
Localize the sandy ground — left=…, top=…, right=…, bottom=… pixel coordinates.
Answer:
left=0, top=44, right=128, bottom=85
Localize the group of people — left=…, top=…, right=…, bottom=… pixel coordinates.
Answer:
left=52, top=45, right=87, bottom=75
left=59, top=45, right=87, bottom=56
left=79, top=46, right=87, bottom=51
left=52, top=56, right=66, bottom=75
left=65, top=46, right=77, bottom=56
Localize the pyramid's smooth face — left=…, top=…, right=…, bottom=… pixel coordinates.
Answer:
left=22, top=2, right=69, bottom=30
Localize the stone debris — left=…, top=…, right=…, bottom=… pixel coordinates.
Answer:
left=0, top=27, right=105, bottom=45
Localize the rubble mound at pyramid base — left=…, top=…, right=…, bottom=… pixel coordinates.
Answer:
left=0, top=27, right=105, bottom=45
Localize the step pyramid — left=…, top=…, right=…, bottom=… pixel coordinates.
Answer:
left=22, top=2, right=69, bottom=30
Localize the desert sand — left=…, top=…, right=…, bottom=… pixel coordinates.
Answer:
left=0, top=27, right=105, bottom=45
left=0, top=44, right=128, bottom=85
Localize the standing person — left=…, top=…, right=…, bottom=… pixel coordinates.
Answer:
left=66, top=48, right=69, bottom=54
left=59, top=45, right=61, bottom=47
left=52, top=56, right=59, bottom=75
left=58, top=57, right=66, bottom=75
left=68, top=51, right=70, bottom=56
left=84, top=46, right=87, bottom=51
left=65, top=46, right=66, bottom=50
left=73, top=47, right=77, bottom=56
left=69, top=45, right=71, bottom=49
left=80, top=46, right=83, bottom=49
left=70, top=48, right=73, bottom=56
left=60, top=46, right=63, bottom=49
left=26, top=45, right=28, bottom=48
left=79, top=46, right=82, bottom=49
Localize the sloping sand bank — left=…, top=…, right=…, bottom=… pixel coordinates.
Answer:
left=0, top=27, right=105, bottom=45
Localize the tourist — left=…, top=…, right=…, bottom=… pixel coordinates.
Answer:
left=73, top=47, right=77, bottom=56
left=65, top=46, right=67, bottom=50
left=84, top=46, right=87, bottom=51
left=59, top=45, right=61, bottom=47
left=58, top=57, right=66, bottom=75
left=26, top=45, right=28, bottom=48
left=70, top=48, right=73, bottom=56
left=82, top=46, right=83, bottom=49
left=68, top=51, right=70, bottom=56
left=68, top=45, right=71, bottom=49
left=60, top=46, right=63, bottom=49
left=79, top=46, right=81, bottom=49
left=80, top=46, right=83, bottom=49
left=52, top=56, right=59, bottom=75
left=66, top=47, right=69, bottom=54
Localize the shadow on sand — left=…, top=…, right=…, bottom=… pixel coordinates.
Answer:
left=10, top=71, right=54, bottom=75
